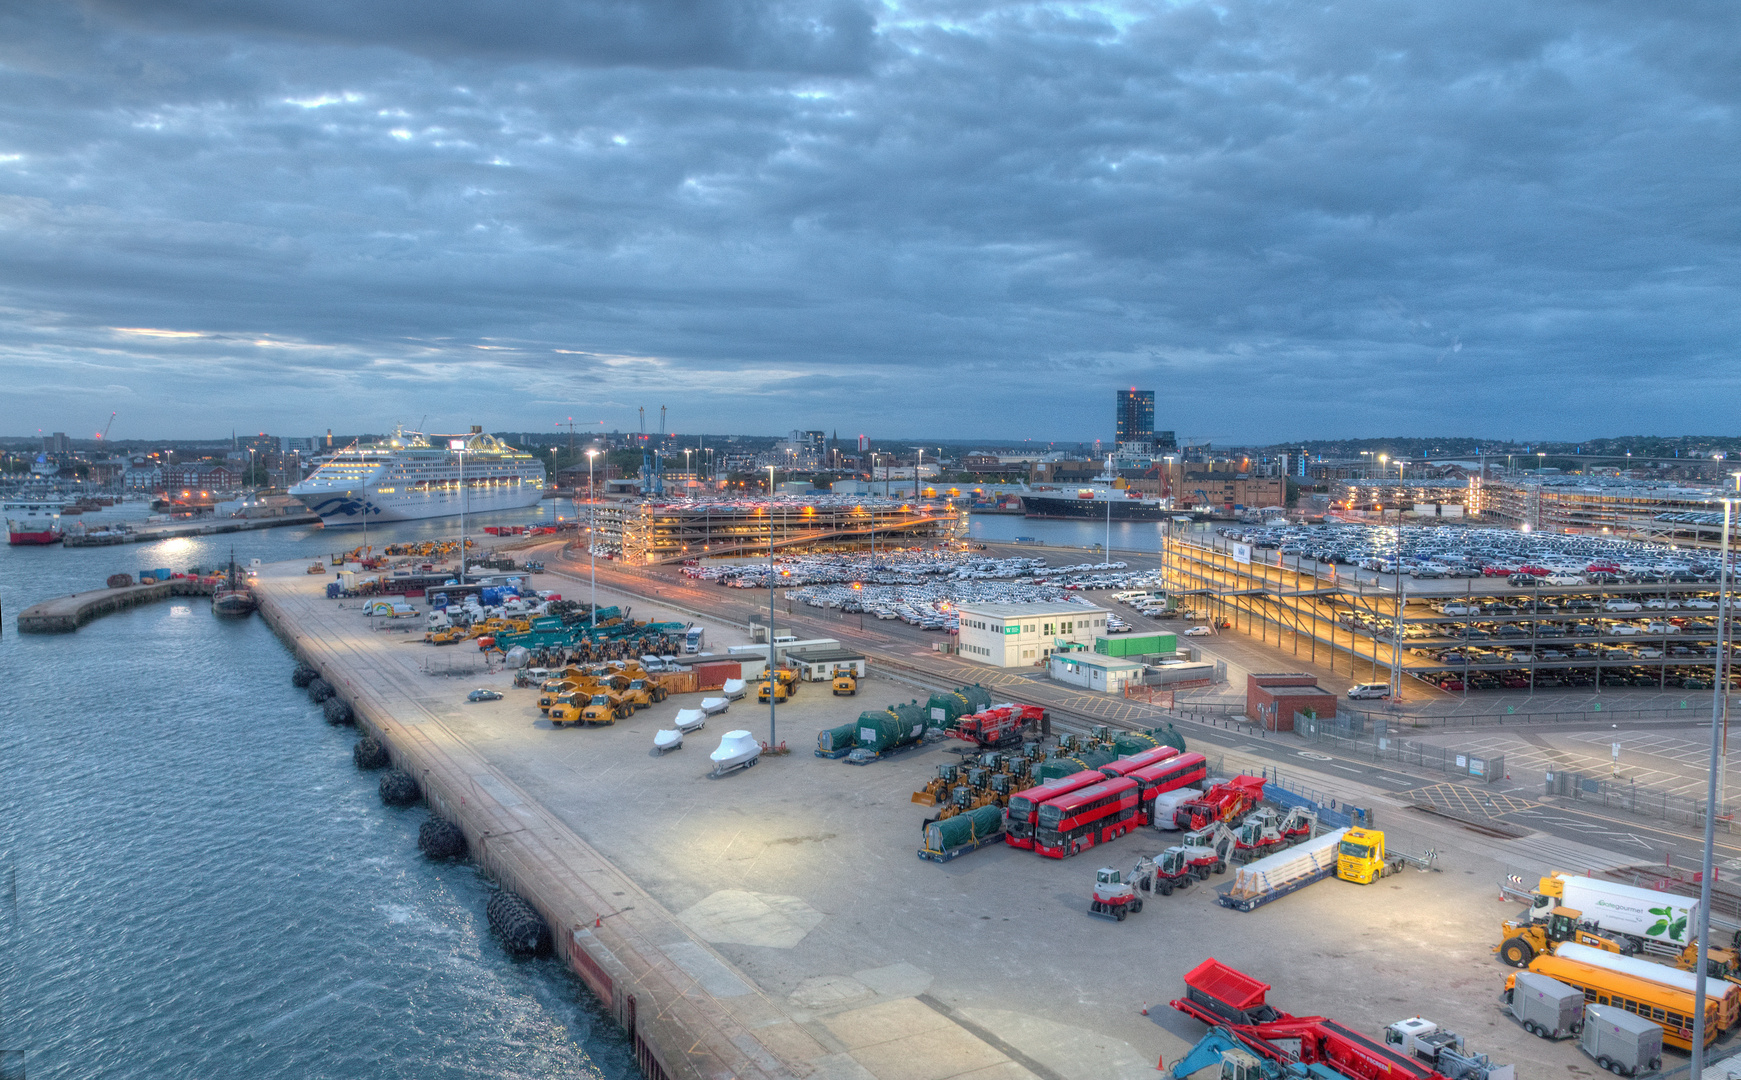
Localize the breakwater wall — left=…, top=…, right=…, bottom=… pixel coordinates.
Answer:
left=254, top=579, right=804, bottom=1080
left=17, top=579, right=215, bottom=633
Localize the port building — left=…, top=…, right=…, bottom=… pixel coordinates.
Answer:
left=956, top=602, right=1110, bottom=667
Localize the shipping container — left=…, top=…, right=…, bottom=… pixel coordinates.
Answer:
left=691, top=660, right=742, bottom=691
left=1094, top=633, right=1178, bottom=657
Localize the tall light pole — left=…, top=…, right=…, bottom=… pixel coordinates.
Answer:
left=447, top=438, right=469, bottom=584
left=586, top=449, right=599, bottom=629
left=1694, top=492, right=1735, bottom=1080
left=768, top=463, right=778, bottom=749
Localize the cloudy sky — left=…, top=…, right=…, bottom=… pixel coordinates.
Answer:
left=2, top=0, right=1736, bottom=443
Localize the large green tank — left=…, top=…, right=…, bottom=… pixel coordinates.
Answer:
left=926, top=690, right=973, bottom=728
left=817, top=724, right=857, bottom=753
left=855, top=705, right=922, bottom=752
left=1035, top=749, right=1120, bottom=781
left=959, top=684, right=994, bottom=713
left=924, top=805, right=1004, bottom=852
left=1112, top=733, right=1164, bottom=756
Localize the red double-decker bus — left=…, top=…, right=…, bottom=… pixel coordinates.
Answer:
left=1128, top=751, right=1208, bottom=825
left=1099, top=745, right=1180, bottom=779
left=1004, top=770, right=1105, bottom=849
left=1033, top=776, right=1141, bottom=858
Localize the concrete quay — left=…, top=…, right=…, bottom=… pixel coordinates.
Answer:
left=62, top=512, right=320, bottom=546
left=16, top=578, right=214, bottom=632
left=248, top=556, right=1729, bottom=1080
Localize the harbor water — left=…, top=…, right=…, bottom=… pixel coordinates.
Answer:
left=0, top=500, right=637, bottom=1079
left=966, top=511, right=1170, bottom=554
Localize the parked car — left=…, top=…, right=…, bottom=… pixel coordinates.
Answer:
left=1183, top=626, right=1212, bottom=637
left=466, top=688, right=504, bottom=702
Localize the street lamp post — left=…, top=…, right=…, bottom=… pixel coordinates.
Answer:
left=768, top=463, right=778, bottom=750
left=449, top=437, right=468, bottom=586
left=586, top=450, right=598, bottom=629
left=1694, top=492, right=1736, bottom=1080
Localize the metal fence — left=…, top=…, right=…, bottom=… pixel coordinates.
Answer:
left=1293, top=716, right=1506, bottom=785
left=1348, top=701, right=1722, bottom=730
left=1543, top=769, right=1736, bottom=832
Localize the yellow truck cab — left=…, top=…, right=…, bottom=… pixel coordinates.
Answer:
left=538, top=679, right=582, bottom=713
left=624, top=678, right=668, bottom=707
left=548, top=693, right=586, bottom=727
left=758, top=677, right=790, bottom=703
left=832, top=670, right=857, bottom=696
left=582, top=692, right=628, bottom=725
left=1336, top=827, right=1398, bottom=884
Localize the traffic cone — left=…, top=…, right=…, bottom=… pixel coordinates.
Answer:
left=1157, top=1053, right=1165, bottom=1072
left=1141, top=1001, right=1149, bottom=1015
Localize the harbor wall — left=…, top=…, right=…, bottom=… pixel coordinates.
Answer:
left=254, top=582, right=803, bottom=1080
left=17, top=579, right=214, bottom=633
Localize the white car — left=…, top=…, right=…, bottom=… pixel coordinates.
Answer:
left=1347, top=683, right=1390, bottom=700
left=1184, top=626, right=1212, bottom=637
left=1684, top=599, right=1718, bottom=610
left=1604, top=600, right=1643, bottom=612
left=1543, top=574, right=1585, bottom=586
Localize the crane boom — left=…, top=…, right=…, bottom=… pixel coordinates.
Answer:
left=99, top=411, right=116, bottom=440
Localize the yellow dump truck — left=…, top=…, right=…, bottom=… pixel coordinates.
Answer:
left=621, top=678, right=668, bottom=709
left=581, top=692, right=631, bottom=725
left=832, top=670, right=857, bottom=696
left=548, top=692, right=587, bottom=727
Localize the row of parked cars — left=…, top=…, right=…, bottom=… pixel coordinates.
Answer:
left=1422, top=667, right=1717, bottom=692
left=1216, top=523, right=1726, bottom=582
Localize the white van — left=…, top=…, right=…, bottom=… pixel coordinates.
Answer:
left=1347, top=683, right=1391, bottom=700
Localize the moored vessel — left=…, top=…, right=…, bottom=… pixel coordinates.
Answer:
left=289, top=425, right=546, bottom=525
left=6, top=501, right=63, bottom=545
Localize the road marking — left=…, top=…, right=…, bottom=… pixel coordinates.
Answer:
left=1328, top=763, right=1363, bottom=773
left=1297, top=751, right=1333, bottom=760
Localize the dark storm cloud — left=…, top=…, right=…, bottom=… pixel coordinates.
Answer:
left=1, top=0, right=1738, bottom=440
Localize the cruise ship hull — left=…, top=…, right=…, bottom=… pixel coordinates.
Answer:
left=1021, top=495, right=1169, bottom=521
left=292, top=485, right=543, bottom=525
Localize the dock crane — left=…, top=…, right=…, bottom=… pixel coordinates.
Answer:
left=96, top=411, right=116, bottom=441
left=638, top=406, right=665, bottom=496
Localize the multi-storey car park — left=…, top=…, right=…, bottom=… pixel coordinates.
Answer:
left=1161, top=522, right=1736, bottom=696
left=615, top=495, right=963, bottom=564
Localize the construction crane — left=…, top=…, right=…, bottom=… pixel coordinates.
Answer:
left=639, top=406, right=664, bottom=496
left=96, top=411, right=116, bottom=441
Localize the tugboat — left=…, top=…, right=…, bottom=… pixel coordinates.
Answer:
left=211, top=551, right=258, bottom=617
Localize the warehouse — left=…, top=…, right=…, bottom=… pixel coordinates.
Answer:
left=955, top=602, right=1110, bottom=667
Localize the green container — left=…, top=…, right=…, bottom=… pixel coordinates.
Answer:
left=924, top=805, right=1004, bottom=852
left=1036, top=750, right=1118, bottom=781
left=927, top=691, right=972, bottom=728
left=1094, top=633, right=1177, bottom=657
left=857, top=704, right=924, bottom=752
left=818, top=724, right=857, bottom=753
left=959, top=684, right=994, bottom=713
left=1112, top=733, right=1164, bottom=756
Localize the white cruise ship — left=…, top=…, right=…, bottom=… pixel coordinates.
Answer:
left=289, top=427, right=546, bottom=525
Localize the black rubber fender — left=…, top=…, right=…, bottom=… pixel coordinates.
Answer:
left=353, top=737, right=390, bottom=770
left=322, top=697, right=354, bottom=726
left=307, top=678, right=335, bottom=703
left=487, top=890, right=552, bottom=957
left=418, top=817, right=467, bottom=859
left=378, top=769, right=420, bottom=807
left=291, top=664, right=318, bottom=688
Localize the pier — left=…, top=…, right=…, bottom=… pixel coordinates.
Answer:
left=242, top=554, right=1636, bottom=1080
left=62, top=512, right=321, bottom=547
left=17, top=578, right=214, bottom=632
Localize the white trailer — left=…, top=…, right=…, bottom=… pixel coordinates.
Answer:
left=1534, top=874, right=1699, bottom=952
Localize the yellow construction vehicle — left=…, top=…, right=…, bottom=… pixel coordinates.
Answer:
left=620, top=678, right=668, bottom=710
left=772, top=667, right=800, bottom=696
left=548, top=692, right=587, bottom=727
left=426, top=626, right=466, bottom=646
left=832, top=670, right=857, bottom=696
left=539, top=679, right=592, bottom=714
left=581, top=691, right=632, bottom=725
left=1497, top=908, right=1637, bottom=967
left=758, top=677, right=790, bottom=703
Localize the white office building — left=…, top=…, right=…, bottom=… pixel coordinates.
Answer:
left=954, top=602, right=1110, bottom=667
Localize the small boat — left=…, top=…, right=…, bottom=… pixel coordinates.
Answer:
left=211, top=551, right=258, bottom=617
left=654, top=729, right=683, bottom=754
left=700, top=697, right=730, bottom=715
left=674, top=708, right=708, bottom=732
left=709, top=730, right=760, bottom=777
left=721, top=678, right=747, bottom=700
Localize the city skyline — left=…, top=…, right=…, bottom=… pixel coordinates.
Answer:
left=3, top=1, right=1738, bottom=441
